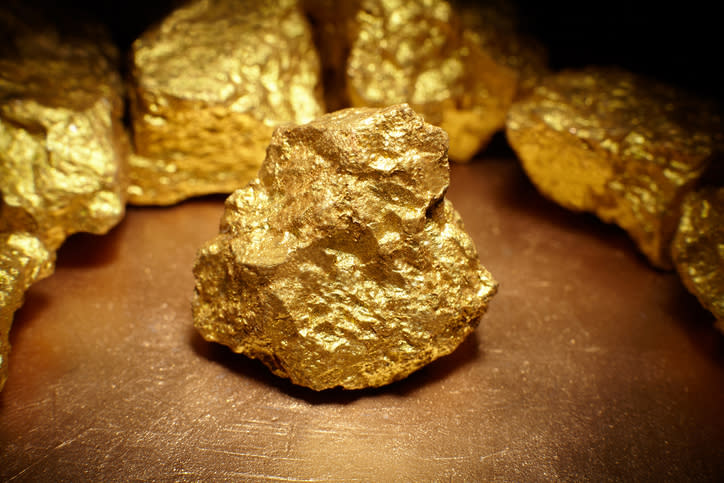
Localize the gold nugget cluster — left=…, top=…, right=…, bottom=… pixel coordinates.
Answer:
left=193, top=105, right=497, bottom=390
left=125, top=0, right=544, bottom=203
left=2, top=0, right=723, bottom=393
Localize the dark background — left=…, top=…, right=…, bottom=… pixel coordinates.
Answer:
left=12, top=0, right=724, bottom=102
left=517, top=1, right=722, bottom=102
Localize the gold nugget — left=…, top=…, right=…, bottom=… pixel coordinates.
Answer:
left=193, top=104, right=497, bottom=390
left=343, top=0, right=544, bottom=162
left=672, top=188, right=724, bottom=332
left=0, top=232, right=55, bottom=392
left=128, top=0, right=325, bottom=205
left=506, top=67, right=723, bottom=269
left=0, top=4, right=127, bottom=252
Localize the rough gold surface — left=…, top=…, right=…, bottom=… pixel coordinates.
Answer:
left=506, top=67, right=723, bottom=269
left=0, top=232, right=55, bottom=392
left=193, top=104, right=497, bottom=390
left=0, top=4, right=127, bottom=251
left=128, top=0, right=325, bottom=205
left=672, top=188, right=724, bottom=331
left=344, top=0, right=543, bottom=162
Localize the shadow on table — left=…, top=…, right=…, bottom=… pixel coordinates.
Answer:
left=1, top=290, right=52, bottom=409
left=56, top=215, right=129, bottom=268
left=190, top=325, right=483, bottom=405
left=666, top=282, right=724, bottom=365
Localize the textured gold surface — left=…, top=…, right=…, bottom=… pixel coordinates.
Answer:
left=344, top=0, right=543, bottom=162
left=0, top=4, right=128, bottom=251
left=128, top=0, right=325, bottom=205
left=2, top=159, right=724, bottom=480
left=0, top=232, right=54, bottom=392
left=506, top=67, right=723, bottom=269
left=672, top=188, right=724, bottom=331
left=193, top=104, right=497, bottom=390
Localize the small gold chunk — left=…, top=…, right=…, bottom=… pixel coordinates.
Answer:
left=193, top=104, right=497, bottom=390
left=0, top=232, right=55, bottom=392
left=128, top=0, right=325, bottom=205
left=343, top=0, right=544, bottom=162
left=506, top=67, right=723, bottom=269
left=0, top=4, right=128, bottom=251
left=672, top=188, right=724, bottom=332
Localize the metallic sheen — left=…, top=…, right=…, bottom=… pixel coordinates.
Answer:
left=2, top=159, right=723, bottom=480
left=128, top=0, right=325, bottom=205
left=344, top=0, right=545, bottom=162
left=0, top=4, right=128, bottom=252
left=506, top=67, right=723, bottom=269
left=193, top=104, right=497, bottom=390
left=672, top=188, right=724, bottom=332
left=0, top=232, right=54, bottom=392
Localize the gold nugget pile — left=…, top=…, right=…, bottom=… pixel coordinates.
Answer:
left=193, top=105, right=498, bottom=390
left=1, top=0, right=723, bottom=392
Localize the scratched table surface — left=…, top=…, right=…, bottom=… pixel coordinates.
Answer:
left=1, top=157, right=723, bottom=481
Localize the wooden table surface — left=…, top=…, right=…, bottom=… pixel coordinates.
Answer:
left=1, top=157, right=722, bottom=481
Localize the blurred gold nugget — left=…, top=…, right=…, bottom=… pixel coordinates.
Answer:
left=0, top=232, right=55, bottom=392
left=341, top=0, right=545, bottom=162
left=506, top=67, right=723, bottom=269
left=0, top=4, right=128, bottom=251
left=455, top=1, right=548, bottom=94
left=672, top=188, right=724, bottom=332
left=193, top=105, right=497, bottom=390
left=128, top=0, right=325, bottom=205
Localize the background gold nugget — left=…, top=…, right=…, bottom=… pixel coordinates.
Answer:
left=672, top=188, right=724, bottom=331
left=193, top=105, right=497, bottom=390
left=506, top=67, right=723, bottom=269
left=0, top=4, right=127, bottom=252
left=0, top=232, right=55, bottom=392
left=128, top=0, right=325, bottom=205
left=343, top=0, right=544, bottom=162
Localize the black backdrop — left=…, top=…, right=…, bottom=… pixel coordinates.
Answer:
left=13, top=0, right=724, bottom=103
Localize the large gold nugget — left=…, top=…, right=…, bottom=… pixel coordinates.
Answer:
left=0, top=232, right=55, bottom=392
left=344, top=0, right=541, bottom=162
left=193, top=104, right=497, bottom=390
left=0, top=5, right=127, bottom=251
left=128, top=0, right=325, bottom=205
left=671, top=188, right=724, bottom=332
left=506, top=68, right=723, bottom=269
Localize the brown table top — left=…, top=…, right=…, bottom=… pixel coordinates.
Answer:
left=1, top=158, right=723, bottom=481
